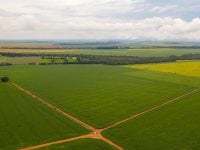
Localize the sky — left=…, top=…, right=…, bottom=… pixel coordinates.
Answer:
left=0, top=0, right=200, bottom=41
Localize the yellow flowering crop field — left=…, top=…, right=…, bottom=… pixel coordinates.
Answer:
left=128, top=60, right=200, bottom=77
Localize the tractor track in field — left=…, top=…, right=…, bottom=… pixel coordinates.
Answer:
left=12, top=82, right=199, bottom=150
left=20, top=134, right=92, bottom=150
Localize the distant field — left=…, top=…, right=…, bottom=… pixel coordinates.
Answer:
left=103, top=92, right=200, bottom=150
left=68, top=48, right=200, bottom=57
left=128, top=60, right=200, bottom=77
left=142, top=42, right=200, bottom=47
left=0, top=83, right=88, bottom=150
left=40, top=139, right=115, bottom=150
left=0, top=49, right=69, bottom=54
left=1, top=48, right=200, bottom=57
left=0, top=56, right=43, bottom=64
left=0, top=43, right=60, bottom=49
left=0, top=56, right=77, bottom=64
left=1, top=65, right=196, bottom=128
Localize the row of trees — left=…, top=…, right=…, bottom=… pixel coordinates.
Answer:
left=75, top=54, right=200, bottom=65
left=0, top=53, right=200, bottom=65
left=75, top=55, right=177, bottom=65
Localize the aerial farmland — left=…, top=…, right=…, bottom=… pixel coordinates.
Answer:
left=0, top=0, right=200, bottom=149
left=0, top=41, right=200, bottom=150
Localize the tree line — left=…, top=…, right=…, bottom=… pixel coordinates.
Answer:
left=0, top=52, right=199, bottom=65
left=0, top=63, right=12, bottom=66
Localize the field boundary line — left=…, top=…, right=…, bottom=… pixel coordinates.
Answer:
left=11, top=82, right=95, bottom=131
left=101, top=88, right=200, bottom=131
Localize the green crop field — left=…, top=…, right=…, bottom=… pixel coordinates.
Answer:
left=40, top=139, right=115, bottom=150
left=1, top=48, right=200, bottom=57
left=0, top=65, right=197, bottom=128
left=1, top=60, right=199, bottom=150
left=67, top=48, right=200, bottom=57
left=103, top=92, right=200, bottom=150
left=0, top=83, right=88, bottom=150
left=124, top=68, right=200, bottom=87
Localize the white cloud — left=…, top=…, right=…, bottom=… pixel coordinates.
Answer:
left=0, top=0, right=199, bottom=41
left=151, top=5, right=177, bottom=13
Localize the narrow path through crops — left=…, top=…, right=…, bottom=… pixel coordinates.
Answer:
left=20, top=134, right=92, bottom=150
left=12, top=82, right=199, bottom=150
left=20, top=131, right=124, bottom=150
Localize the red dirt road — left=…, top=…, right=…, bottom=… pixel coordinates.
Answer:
left=21, top=131, right=124, bottom=150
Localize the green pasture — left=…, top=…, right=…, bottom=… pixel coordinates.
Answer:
left=0, top=83, right=88, bottom=150
left=0, top=65, right=196, bottom=128
left=103, top=92, right=200, bottom=150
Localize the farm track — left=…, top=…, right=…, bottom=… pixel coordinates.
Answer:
left=20, top=131, right=124, bottom=150
left=20, top=134, right=92, bottom=150
left=12, top=82, right=199, bottom=150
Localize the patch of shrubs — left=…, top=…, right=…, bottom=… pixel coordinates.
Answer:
left=28, top=62, right=37, bottom=65
left=0, top=63, right=12, bottom=66
left=1, top=77, right=10, bottom=82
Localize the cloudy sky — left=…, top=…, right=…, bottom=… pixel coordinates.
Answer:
left=0, top=0, right=200, bottom=41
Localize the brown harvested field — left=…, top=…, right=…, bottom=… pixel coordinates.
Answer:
left=0, top=43, right=59, bottom=49
left=0, top=49, right=75, bottom=54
